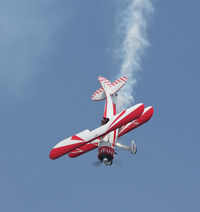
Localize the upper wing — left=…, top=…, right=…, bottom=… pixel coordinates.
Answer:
left=49, top=129, right=91, bottom=159
left=49, top=103, right=144, bottom=160
left=118, top=106, right=154, bottom=138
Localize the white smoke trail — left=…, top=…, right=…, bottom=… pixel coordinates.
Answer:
left=114, top=0, right=153, bottom=111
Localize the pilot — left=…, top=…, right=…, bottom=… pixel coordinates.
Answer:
left=101, top=117, right=109, bottom=125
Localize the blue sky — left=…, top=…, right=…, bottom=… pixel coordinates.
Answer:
left=0, top=0, right=200, bottom=211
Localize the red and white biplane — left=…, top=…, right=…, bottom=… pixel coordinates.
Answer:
left=49, top=76, right=153, bottom=166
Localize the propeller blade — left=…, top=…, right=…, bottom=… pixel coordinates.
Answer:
left=114, top=159, right=122, bottom=166
left=92, top=161, right=102, bottom=167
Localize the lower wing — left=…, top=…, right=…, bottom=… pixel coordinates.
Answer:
left=68, top=140, right=99, bottom=158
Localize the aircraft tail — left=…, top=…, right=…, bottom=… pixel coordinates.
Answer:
left=91, top=76, right=127, bottom=101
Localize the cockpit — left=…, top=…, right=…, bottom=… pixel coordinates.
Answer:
left=101, top=117, right=109, bottom=125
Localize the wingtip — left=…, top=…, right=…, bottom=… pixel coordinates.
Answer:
left=49, top=149, right=56, bottom=160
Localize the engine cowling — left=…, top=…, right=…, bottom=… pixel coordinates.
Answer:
left=130, top=140, right=137, bottom=154
left=98, top=146, right=115, bottom=166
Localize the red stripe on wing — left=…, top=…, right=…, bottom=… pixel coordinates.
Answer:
left=68, top=142, right=99, bottom=158
left=118, top=106, right=154, bottom=137
left=108, top=104, right=144, bottom=132
left=71, top=135, right=84, bottom=141
left=49, top=141, right=87, bottom=159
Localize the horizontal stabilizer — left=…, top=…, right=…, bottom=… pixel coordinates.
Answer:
left=92, top=76, right=127, bottom=101
left=109, top=76, right=128, bottom=95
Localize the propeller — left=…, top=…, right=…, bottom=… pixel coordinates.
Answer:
left=92, top=161, right=102, bottom=167
left=92, top=158, right=122, bottom=167
left=114, top=159, right=122, bottom=166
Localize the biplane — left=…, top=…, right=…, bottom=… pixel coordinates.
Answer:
left=49, top=76, right=153, bottom=166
